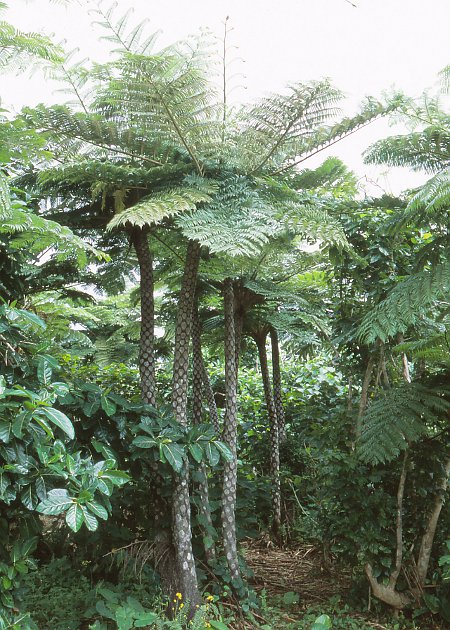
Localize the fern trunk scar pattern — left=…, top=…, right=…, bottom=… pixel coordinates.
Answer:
left=221, top=278, right=241, bottom=583
left=132, top=226, right=156, bottom=406
left=192, top=306, right=216, bottom=563
left=171, top=239, right=201, bottom=609
left=270, top=328, right=286, bottom=443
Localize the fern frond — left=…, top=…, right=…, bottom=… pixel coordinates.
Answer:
left=21, top=105, right=165, bottom=164
left=106, top=187, right=211, bottom=230
left=177, top=176, right=278, bottom=256
left=0, top=20, right=62, bottom=69
left=90, top=1, right=160, bottom=55
left=358, top=383, right=450, bottom=464
left=240, top=80, right=342, bottom=173
left=364, top=127, right=450, bottom=173
left=1, top=205, right=108, bottom=267
left=358, top=260, right=450, bottom=343
left=403, top=167, right=450, bottom=223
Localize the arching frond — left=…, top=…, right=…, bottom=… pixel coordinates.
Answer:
left=403, top=167, right=450, bottom=223
left=0, top=19, right=62, bottom=70
left=358, top=383, right=450, bottom=464
left=106, top=187, right=211, bottom=230
left=358, top=261, right=450, bottom=343
left=364, top=127, right=450, bottom=173
left=21, top=105, right=165, bottom=164
left=1, top=205, right=107, bottom=267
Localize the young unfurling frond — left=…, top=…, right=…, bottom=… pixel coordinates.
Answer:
left=358, top=383, right=450, bottom=464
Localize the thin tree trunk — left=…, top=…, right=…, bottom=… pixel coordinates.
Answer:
left=270, top=328, right=286, bottom=443
left=389, top=451, right=408, bottom=589
left=131, top=226, right=156, bottom=406
left=192, top=304, right=216, bottom=563
left=255, top=332, right=281, bottom=537
left=416, top=458, right=450, bottom=586
left=221, top=278, right=241, bottom=584
left=171, top=240, right=201, bottom=608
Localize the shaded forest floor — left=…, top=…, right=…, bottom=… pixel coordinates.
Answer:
left=237, top=540, right=444, bottom=629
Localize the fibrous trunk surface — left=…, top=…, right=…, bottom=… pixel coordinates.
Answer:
left=171, top=240, right=201, bottom=608
left=221, top=278, right=241, bottom=583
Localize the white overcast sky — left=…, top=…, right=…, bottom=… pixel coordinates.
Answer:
left=3, top=0, right=449, bottom=194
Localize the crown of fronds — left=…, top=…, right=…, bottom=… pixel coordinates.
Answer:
left=177, top=175, right=279, bottom=256
left=358, top=383, right=450, bottom=464
left=358, top=260, right=450, bottom=343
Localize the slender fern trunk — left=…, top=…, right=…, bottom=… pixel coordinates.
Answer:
left=255, top=331, right=281, bottom=537
left=131, top=226, right=156, bottom=406
left=192, top=304, right=216, bottom=563
left=171, top=240, right=201, bottom=608
left=270, top=328, right=286, bottom=443
left=221, top=278, right=241, bottom=584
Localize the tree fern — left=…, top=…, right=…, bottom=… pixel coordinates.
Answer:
left=358, top=261, right=450, bottom=343
left=358, top=383, right=450, bottom=464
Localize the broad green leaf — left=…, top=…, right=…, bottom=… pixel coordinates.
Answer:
left=134, top=612, right=159, bottom=627
left=132, top=435, right=157, bottom=449
left=101, top=395, right=117, bottom=417
left=210, top=622, right=230, bottom=630
left=81, top=506, right=98, bottom=531
left=34, top=407, right=74, bottom=439
left=204, top=442, right=220, bottom=467
left=115, top=606, right=134, bottom=630
left=312, top=614, right=332, bottom=630
left=14, top=309, right=46, bottom=329
left=86, top=500, right=108, bottom=520
left=99, top=470, right=130, bottom=486
left=36, top=488, right=72, bottom=515
left=214, top=440, right=233, bottom=462
left=21, top=485, right=35, bottom=510
left=37, top=357, right=52, bottom=386
left=65, top=503, right=84, bottom=532
left=96, top=600, right=115, bottom=621
left=188, top=443, right=203, bottom=463
left=161, top=442, right=185, bottom=472
left=0, top=421, right=11, bottom=443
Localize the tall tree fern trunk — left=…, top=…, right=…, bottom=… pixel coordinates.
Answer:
left=270, top=328, right=286, bottom=443
left=192, top=304, right=216, bottom=564
left=255, top=331, right=281, bottom=537
left=221, top=278, right=241, bottom=584
left=171, top=240, right=201, bottom=608
left=132, top=226, right=178, bottom=593
left=131, top=226, right=156, bottom=406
